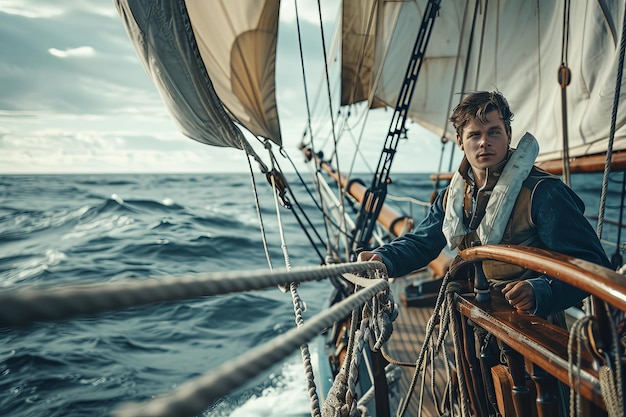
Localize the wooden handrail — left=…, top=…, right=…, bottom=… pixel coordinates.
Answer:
left=450, top=245, right=621, bottom=413
left=456, top=245, right=626, bottom=312
left=455, top=293, right=604, bottom=409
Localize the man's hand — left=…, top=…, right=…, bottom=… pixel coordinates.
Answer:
left=357, top=251, right=383, bottom=263
left=501, top=280, right=536, bottom=312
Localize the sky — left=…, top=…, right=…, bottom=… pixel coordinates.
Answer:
left=0, top=0, right=446, bottom=175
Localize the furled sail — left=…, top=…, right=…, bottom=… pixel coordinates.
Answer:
left=343, top=0, right=626, bottom=163
left=114, top=0, right=281, bottom=150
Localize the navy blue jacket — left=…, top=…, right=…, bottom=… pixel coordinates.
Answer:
left=372, top=178, right=611, bottom=317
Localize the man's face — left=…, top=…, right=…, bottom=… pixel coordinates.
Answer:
left=456, top=109, right=511, bottom=175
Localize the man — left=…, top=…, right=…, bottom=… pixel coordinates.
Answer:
left=358, top=91, right=611, bottom=318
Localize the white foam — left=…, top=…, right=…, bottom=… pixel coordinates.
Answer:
left=221, top=352, right=318, bottom=417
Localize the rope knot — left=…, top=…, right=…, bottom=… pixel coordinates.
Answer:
left=445, top=281, right=463, bottom=296
left=367, top=290, right=396, bottom=351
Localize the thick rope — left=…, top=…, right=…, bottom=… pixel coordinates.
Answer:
left=114, top=276, right=389, bottom=417
left=346, top=322, right=370, bottom=416
left=600, top=365, right=623, bottom=417
left=0, top=262, right=384, bottom=327
left=268, top=155, right=293, bottom=272
left=291, top=282, right=322, bottom=417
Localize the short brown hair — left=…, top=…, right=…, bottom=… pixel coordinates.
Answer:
left=449, top=91, right=514, bottom=138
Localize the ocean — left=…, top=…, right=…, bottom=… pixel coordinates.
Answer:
left=0, top=172, right=622, bottom=417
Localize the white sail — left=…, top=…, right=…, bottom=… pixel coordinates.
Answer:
left=116, top=0, right=626, bottom=164
left=361, top=0, right=626, bottom=162
left=185, top=0, right=282, bottom=145
left=114, top=0, right=281, bottom=151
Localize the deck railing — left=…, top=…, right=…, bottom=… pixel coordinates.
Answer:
left=451, top=245, right=626, bottom=417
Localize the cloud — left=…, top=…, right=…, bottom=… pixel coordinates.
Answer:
left=0, top=125, right=250, bottom=174
left=0, top=0, right=445, bottom=175
left=48, top=46, right=95, bottom=58
left=0, top=2, right=64, bottom=18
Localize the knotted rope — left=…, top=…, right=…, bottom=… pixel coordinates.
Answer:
left=322, top=270, right=397, bottom=417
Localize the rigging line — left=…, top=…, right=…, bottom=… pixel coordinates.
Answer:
left=345, top=103, right=378, bottom=181
left=290, top=281, right=322, bottom=417
left=560, top=0, right=570, bottom=65
left=444, top=0, right=487, bottom=176
left=272, top=151, right=328, bottom=262
left=317, top=0, right=349, bottom=261
left=612, top=171, right=626, bottom=268
left=345, top=102, right=372, bottom=130
left=327, top=109, right=351, bottom=162
left=397, top=273, right=453, bottom=417
left=353, top=0, right=442, bottom=249
left=338, top=0, right=410, bottom=186
left=602, top=301, right=625, bottom=417
left=385, top=194, right=430, bottom=210
left=281, top=149, right=351, bottom=241
left=294, top=0, right=314, bottom=145
left=434, top=139, right=447, bottom=195
left=459, top=0, right=481, bottom=97
left=345, top=117, right=376, bottom=175
left=327, top=103, right=370, bottom=169
left=266, top=147, right=293, bottom=271
left=244, top=143, right=274, bottom=271
left=473, top=0, right=489, bottom=89
left=318, top=90, right=347, bottom=154
left=268, top=141, right=324, bottom=417
left=344, top=2, right=408, bottom=185
left=114, top=273, right=390, bottom=417
left=597, top=2, right=626, bottom=242
left=0, top=261, right=384, bottom=327
left=326, top=0, right=376, bottom=158
left=301, top=3, right=343, bottom=143
left=559, top=0, right=572, bottom=186
left=443, top=0, right=472, bottom=175
left=297, top=77, right=339, bottom=255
